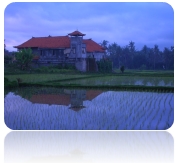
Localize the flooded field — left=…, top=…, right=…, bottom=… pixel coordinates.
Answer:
left=59, top=76, right=174, bottom=87
left=4, top=88, right=174, bottom=130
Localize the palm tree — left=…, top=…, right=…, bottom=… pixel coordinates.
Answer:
left=153, top=45, right=159, bottom=70
left=122, top=45, right=130, bottom=68
left=100, top=40, right=109, bottom=49
left=163, top=46, right=174, bottom=70
left=100, top=40, right=109, bottom=57
left=142, top=45, right=148, bottom=55
left=128, top=41, right=135, bottom=53
left=128, top=41, right=135, bottom=69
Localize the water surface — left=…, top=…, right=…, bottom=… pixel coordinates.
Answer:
left=4, top=87, right=174, bottom=130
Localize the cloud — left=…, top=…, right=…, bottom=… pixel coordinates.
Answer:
left=4, top=2, right=174, bottom=51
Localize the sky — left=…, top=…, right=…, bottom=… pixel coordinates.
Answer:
left=4, top=2, right=174, bottom=52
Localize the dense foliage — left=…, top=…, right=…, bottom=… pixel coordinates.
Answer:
left=96, top=59, right=112, bottom=73
left=4, top=77, right=18, bottom=88
left=15, top=48, right=34, bottom=70
left=100, top=40, right=174, bottom=70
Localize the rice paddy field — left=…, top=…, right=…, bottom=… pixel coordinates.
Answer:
left=4, top=89, right=174, bottom=130
left=4, top=74, right=91, bottom=83
left=58, top=76, right=173, bottom=87
left=4, top=70, right=174, bottom=130
left=4, top=69, right=174, bottom=87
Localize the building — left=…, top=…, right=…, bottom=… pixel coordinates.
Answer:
left=14, top=30, right=106, bottom=71
left=30, top=89, right=103, bottom=111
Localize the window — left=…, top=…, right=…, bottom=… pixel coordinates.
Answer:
left=41, top=50, right=46, bottom=57
left=82, top=47, right=86, bottom=54
left=72, top=47, right=76, bottom=54
left=48, top=50, right=53, bottom=56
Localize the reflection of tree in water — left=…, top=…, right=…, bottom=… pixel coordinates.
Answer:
left=143, top=77, right=160, bottom=86
left=151, top=78, right=160, bottom=86
left=69, top=90, right=86, bottom=111
left=129, top=78, right=135, bottom=85
left=163, top=78, right=174, bottom=87
left=142, top=78, right=148, bottom=86
left=6, top=87, right=65, bottom=99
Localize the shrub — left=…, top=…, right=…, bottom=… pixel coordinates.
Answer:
left=120, top=66, right=125, bottom=73
left=17, top=78, right=22, bottom=83
left=96, top=59, right=112, bottom=73
left=4, top=77, right=18, bottom=88
left=4, top=55, right=12, bottom=64
left=4, top=77, right=9, bottom=83
left=15, top=48, right=34, bottom=70
left=63, top=64, right=75, bottom=70
left=140, top=64, right=147, bottom=70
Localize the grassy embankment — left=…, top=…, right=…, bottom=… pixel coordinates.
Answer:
left=4, top=68, right=174, bottom=92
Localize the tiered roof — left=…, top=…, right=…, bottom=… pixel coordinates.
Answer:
left=68, top=30, right=86, bottom=36
left=14, top=31, right=105, bottom=53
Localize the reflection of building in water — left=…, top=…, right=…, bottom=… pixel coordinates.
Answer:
left=29, top=89, right=103, bottom=111
left=69, top=90, right=86, bottom=111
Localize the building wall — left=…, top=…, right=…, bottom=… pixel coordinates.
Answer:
left=31, top=48, right=41, bottom=55
left=32, top=48, right=65, bottom=59
left=86, top=52, right=105, bottom=61
left=28, top=37, right=104, bottom=71
left=94, top=52, right=105, bottom=61
left=75, top=59, right=86, bottom=72
left=70, top=37, right=86, bottom=59
left=70, top=36, right=82, bottom=58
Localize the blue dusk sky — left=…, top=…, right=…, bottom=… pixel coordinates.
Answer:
left=4, top=2, right=174, bottom=52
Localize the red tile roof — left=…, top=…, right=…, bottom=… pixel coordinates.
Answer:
left=68, top=30, right=86, bottom=36
left=83, top=39, right=105, bottom=53
left=14, top=36, right=70, bottom=49
left=30, top=94, right=70, bottom=105
left=14, top=35, right=105, bottom=53
left=30, top=90, right=103, bottom=106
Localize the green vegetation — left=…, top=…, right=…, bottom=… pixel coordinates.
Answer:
left=96, top=59, right=112, bottom=73
left=102, top=40, right=174, bottom=70
left=4, top=71, right=174, bottom=93
left=4, top=74, right=95, bottom=83
left=113, top=69, right=174, bottom=77
left=4, top=64, right=79, bottom=75
left=120, top=66, right=125, bottom=73
left=4, top=60, right=174, bottom=93
left=4, top=55, right=13, bottom=65
left=58, top=75, right=173, bottom=87
left=4, top=77, right=18, bottom=89
left=15, top=48, right=34, bottom=70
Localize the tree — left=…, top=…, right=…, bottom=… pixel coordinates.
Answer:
left=128, top=41, right=135, bottom=69
left=153, top=45, right=160, bottom=70
left=140, top=45, right=150, bottom=69
left=100, top=40, right=109, bottom=49
left=128, top=41, right=135, bottom=53
left=4, top=39, right=9, bottom=54
left=141, top=45, right=148, bottom=55
left=108, top=42, right=118, bottom=56
left=122, top=46, right=130, bottom=69
left=4, top=39, right=6, bottom=52
left=98, top=38, right=173, bottom=71
left=108, top=43, right=123, bottom=68
left=15, top=48, right=34, bottom=70
left=163, top=46, right=174, bottom=70
left=120, top=65, right=125, bottom=73
left=100, top=40, right=109, bottom=57
left=170, top=46, right=174, bottom=70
